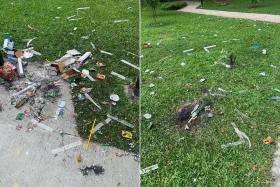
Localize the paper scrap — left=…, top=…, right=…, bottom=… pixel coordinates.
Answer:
left=141, top=164, right=159, bottom=175
left=51, top=141, right=82, bottom=154
left=31, top=119, right=53, bottom=132
left=107, top=114, right=134, bottom=129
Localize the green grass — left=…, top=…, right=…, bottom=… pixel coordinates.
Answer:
left=203, top=0, right=280, bottom=15
left=141, top=9, right=280, bottom=186
left=0, top=0, right=139, bottom=152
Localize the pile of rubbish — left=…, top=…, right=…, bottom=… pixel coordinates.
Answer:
left=176, top=99, right=213, bottom=130
left=0, top=35, right=127, bottom=116
left=0, top=36, right=67, bottom=120
left=1, top=35, right=41, bottom=81
left=0, top=34, right=140, bottom=178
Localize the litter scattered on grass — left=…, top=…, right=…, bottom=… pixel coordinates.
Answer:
left=250, top=43, right=261, bottom=49
left=100, top=50, right=113, bottom=56
left=111, top=71, right=130, bottom=81
left=143, top=42, right=151, bottom=49
left=140, top=164, right=159, bottom=175
left=235, top=108, right=256, bottom=126
left=90, top=42, right=96, bottom=50
left=76, top=7, right=90, bottom=11
left=263, top=137, right=273, bottom=144
left=183, top=48, right=194, bottom=53
left=93, top=118, right=112, bottom=134
left=204, top=45, right=216, bottom=53
left=68, top=18, right=84, bottom=21
left=199, top=78, right=206, bottom=83
left=221, top=122, right=251, bottom=148
left=84, top=93, right=102, bottom=110
left=96, top=73, right=106, bottom=80
left=120, top=59, right=140, bottom=70
left=110, top=94, right=120, bottom=102
left=81, top=69, right=96, bottom=81
left=271, top=96, right=280, bottom=100
left=26, top=37, right=37, bottom=47
left=107, top=114, right=134, bottom=129
left=271, top=64, right=278, bottom=69
left=143, top=113, right=152, bottom=119
left=122, top=130, right=133, bottom=139
left=114, top=19, right=129, bottom=23
left=273, top=88, right=280, bottom=93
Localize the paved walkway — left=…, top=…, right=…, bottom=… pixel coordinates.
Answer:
left=179, top=1, right=280, bottom=24
left=272, top=143, right=280, bottom=187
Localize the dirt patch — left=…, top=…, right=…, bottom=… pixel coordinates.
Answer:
left=175, top=99, right=213, bottom=130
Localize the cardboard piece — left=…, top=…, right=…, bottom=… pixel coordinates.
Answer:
left=96, top=73, right=106, bottom=80
left=61, top=68, right=81, bottom=79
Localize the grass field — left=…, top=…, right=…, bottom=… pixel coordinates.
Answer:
left=141, top=8, right=280, bottom=186
left=0, top=0, right=139, bottom=152
left=203, top=0, right=280, bottom=15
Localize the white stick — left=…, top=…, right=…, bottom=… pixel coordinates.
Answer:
left=69, top=18, right=83, bottom=21
left=120, top=59, right=140, bottom=70
left=26, top=37, right=37, bottom=47
left=124, top=50, right=140, bottom=57
left=93, top=118, right=111, bottom=133
left=77, top=7, right=90, bottom=10
left=31, top=119, right=53, bottom=132
left=111, top=71, right=128, bottom=81
left=100, top=50, right=113, bottom=56
left=203, top=45, right=216, bottom=53
left=107, top=114, right=134, bottom=129
left=67, top=15, right=76, bottom=19
left=84, top=93, right=101, bottom=109
left=87, top=74, right=96, bottom=82
left=114, top=19, right=129, bottom=23
left=90, top=42, right=96, bottom=50
left=183, top=49, right=194, bottom=53
left=273, top=88, right=280, bottom=93
left=51, top=141, right=82, bottom=154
